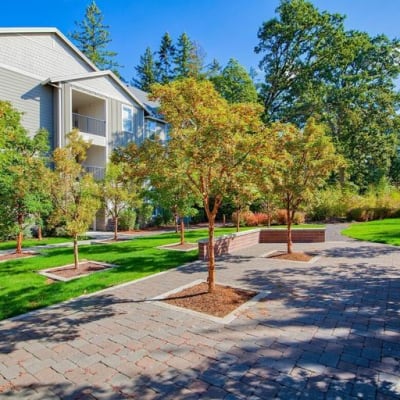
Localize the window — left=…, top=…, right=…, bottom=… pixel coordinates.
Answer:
left=122, top=105, right=134, bottom=133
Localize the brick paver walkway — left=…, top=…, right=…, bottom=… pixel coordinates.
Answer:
left=1, top=228, right=399, bottom=399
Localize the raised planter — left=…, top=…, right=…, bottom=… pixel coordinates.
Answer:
left=198, top=228, right=325, bottom=260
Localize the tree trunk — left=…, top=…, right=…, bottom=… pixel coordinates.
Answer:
left=174, top=212, right=178, bottom=233
left=73, top=234, right=79, bottom=269
left=16, top=231, right=23, bottom=254
left=179, top=216, right=185, bottom=245
left=222, top=214, right=226, bottom=227
left=37, top=225, right=43, bottom=241
left=207, top=216, right=216, bottom=293
left=236, top=209, right=240, bottom=233
left=113, top=216, right=118, bottom=241
left=16, top=214, right=23, bottom=254
left=286, top=201, right=293, bottom=254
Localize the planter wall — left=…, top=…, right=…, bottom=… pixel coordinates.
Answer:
left=198, top=228, right=325, bottom=260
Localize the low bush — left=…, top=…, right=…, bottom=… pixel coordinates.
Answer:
left=274, top=209, right=305, bottom=225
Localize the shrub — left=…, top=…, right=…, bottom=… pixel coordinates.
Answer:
left=118, top=209, right=137, bottom=231
left=254, top=212, right=271, bottom=226
left=232, top=210, right=258, bottom=227
left=274, top=209, right=305, bottom=225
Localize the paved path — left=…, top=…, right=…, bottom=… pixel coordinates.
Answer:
left=1, top=227, right=400, bottom=399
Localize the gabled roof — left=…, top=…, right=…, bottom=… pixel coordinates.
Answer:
left=128, top=86, right=166, bottom=123
left=0, top=27, right=148, bottom=113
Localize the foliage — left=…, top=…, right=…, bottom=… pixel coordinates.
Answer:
left=132, top=47, right=158, bottom=92
left=308, top=180, right=400, bottom=222
left=255, top=0, right=400, bottom=190
left=174, top=33, right=204, bottom=79
left=0, top=101, right=51, bottom=251
left=274, top=209, right=305, bottom=225
left=102, top=162, right=141, bottom=239
left=49, top=130, right=100, bottom=268
left=211, top=58, right=258, bottom=104
left=118, top=208, right=137, bottom=231
left=156, top=32, right=176, bottom=84
left=266, top=118, right=341, bottom=252
left=71, top=0, right=121, bottom=74
left=132, top=32, right=204, bottom=88
left=342, top=218, right=400, bottom=246
left=150, top=78, right=264, bottom=291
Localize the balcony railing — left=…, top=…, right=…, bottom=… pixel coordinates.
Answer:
left=83, top=165, right=105, bottom=180
left=72, top=113, right=106, bottom=137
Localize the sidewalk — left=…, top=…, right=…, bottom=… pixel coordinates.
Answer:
left=1, top=227, right=399, bottom=399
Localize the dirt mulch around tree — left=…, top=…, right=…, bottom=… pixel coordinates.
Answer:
left=266, top=251, right=316, bottom=262
left=0, top=251, right=38, bottom=262
left=39, top=261, right=115, bottom=282
left=163, top=282, right=257, bottom=318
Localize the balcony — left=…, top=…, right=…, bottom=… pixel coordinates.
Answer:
left=84, top=165, right=105, bottom=180
left=73, top=113, right=106, bottom=137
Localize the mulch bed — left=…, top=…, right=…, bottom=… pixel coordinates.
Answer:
left=46, top=262, right=111, bottom=279
left=0, top=251, right=37, bottom=262
left=163, top=282, right=257, bottom=318
left=267, top=251, right=315, bottom=262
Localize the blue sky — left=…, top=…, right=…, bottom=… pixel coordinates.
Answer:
left=1, top=0, right=399, bottom=82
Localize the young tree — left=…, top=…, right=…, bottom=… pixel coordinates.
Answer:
left=156, top=32, right=176, bottom=84
left=50, top=130, right=100, bottom=268
left=102, top=162, right=140, bottom=240
left=150, top=78, right=264, bottom=292
left=71, top=0, right=121, bottom=74
left=211, top=58, right=258, bottom=104
left=267, top=118, right=342, bottom=253
left=0, top=101, right=50, bottom=252
left=132, top=47, right=158, bottom=91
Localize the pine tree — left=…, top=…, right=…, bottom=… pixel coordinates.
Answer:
left=132, top=47, right=158, bottom=91
left=156, top=32, right=175, bottom=84
left=71, top=0, right=121, bottom=75
left=173, top=33, right=204, bottom=79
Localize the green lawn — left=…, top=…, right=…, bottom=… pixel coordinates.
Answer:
left=0, top=237, right=84, bottom=251
left=341, top=218, right=400, bottom=246
left=0, top=227, right=256, bottom=320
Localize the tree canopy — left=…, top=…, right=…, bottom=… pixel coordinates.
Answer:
left=210, top=58, right=258, bottom=104
left=255, top=0, right=400, bottom=190
left=0, top=101, right=50, bottom=252
left=150, top=78, right=264, bottom=292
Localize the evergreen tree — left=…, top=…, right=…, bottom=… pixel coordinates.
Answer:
left=156, top=32, right=175, bottom=84
left=132, top=47, right=158, bottom=91
left=71, top=0, right=121, bottom=75
left=174, top=33, right=204, bottom=79
left=211, top=58, right=258, bottom=104
left=206, top=58, right=222, bottom=78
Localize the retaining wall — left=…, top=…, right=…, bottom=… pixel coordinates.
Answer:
left=198, top=228, right=325, bottom=260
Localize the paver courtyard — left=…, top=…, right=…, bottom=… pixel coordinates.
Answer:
left=1, top=231, right=399, bottom=399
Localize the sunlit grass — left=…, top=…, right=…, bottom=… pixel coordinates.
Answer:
left=342, top=218, right=400, bottom=246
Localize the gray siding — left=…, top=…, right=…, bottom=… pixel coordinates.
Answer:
left=109, top=101, right=145, bottom=150
left=0, top=66, right=53, bottom=141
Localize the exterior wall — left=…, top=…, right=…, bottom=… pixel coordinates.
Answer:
left=109, top=100, right=144, bottom=149
left=0, top=66, right=54, bottom=141
left=198, top=228, right=326, bottom=260
left=0, top=33, right=93, bottom=79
